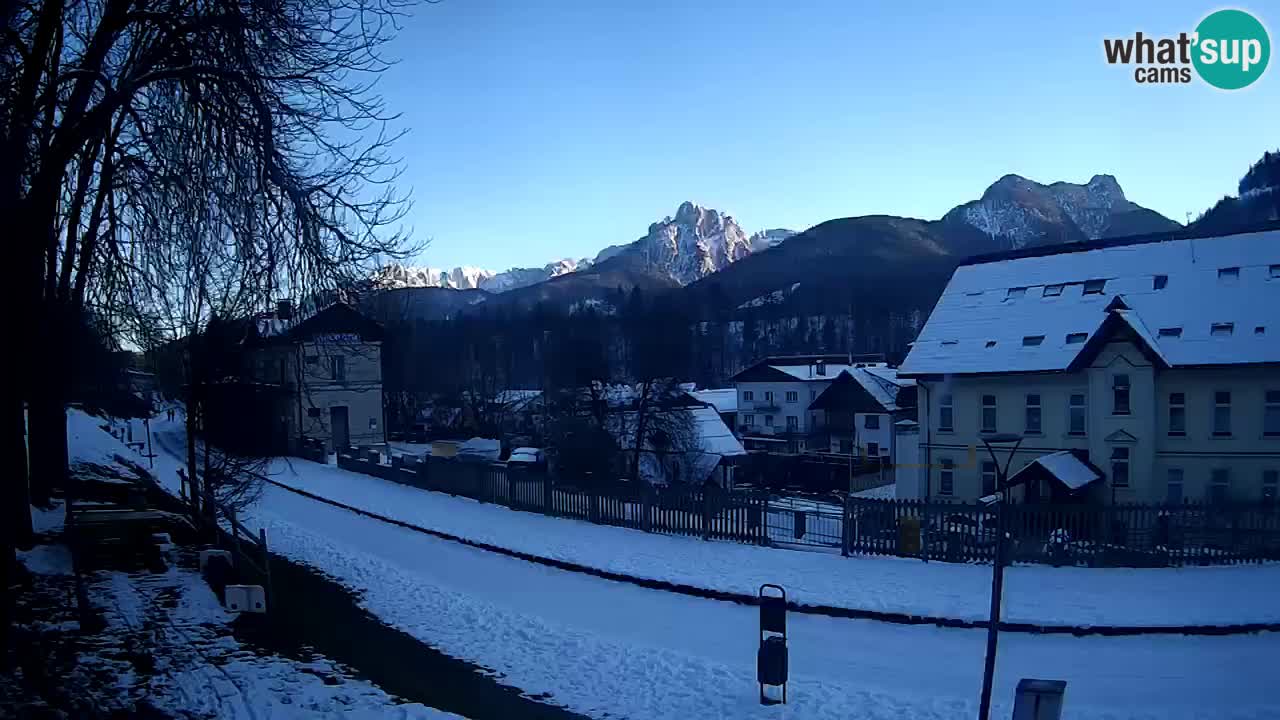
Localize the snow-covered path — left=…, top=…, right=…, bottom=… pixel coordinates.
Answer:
left=124, top=418, right=1280, bottom=720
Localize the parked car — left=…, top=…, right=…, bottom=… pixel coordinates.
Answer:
left=456, top=437, right=502, bottom=464
left=506, top=447, right=545, bottom=471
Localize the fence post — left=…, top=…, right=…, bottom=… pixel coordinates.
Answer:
left=701, top=492, right=711, bottom=541
left=259, top=527, right=274, bottom=614
left=229, top=507, right=243, bottom=566
left=641, top=485, right=651, bottom=533
left=841, top=494, right=851, bottom=557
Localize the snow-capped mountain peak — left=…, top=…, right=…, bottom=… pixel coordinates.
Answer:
left=372, top=203, right=792, bottom=292
left=630, top=201, right=754, bottom=285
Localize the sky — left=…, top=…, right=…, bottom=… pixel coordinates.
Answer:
left=374, top=0, right=1279, bottom=270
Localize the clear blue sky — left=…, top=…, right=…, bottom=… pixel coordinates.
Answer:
left=377, top=0, right=1277, bottom=270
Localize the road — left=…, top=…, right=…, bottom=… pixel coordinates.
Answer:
left=150, top=424, right=1280, bottom=720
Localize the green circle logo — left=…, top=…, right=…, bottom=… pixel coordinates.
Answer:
left=1192, top=9, right=1270, bottom=89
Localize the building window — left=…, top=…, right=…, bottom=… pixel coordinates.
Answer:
left=1065, top=333, right=1087, bottom=345
left=1168, top=392, right=1186, bottom=436
left=1111, top=447, right=1130, bottom=488
left=981, top=394, right=997, bottom=433
left=1043, top=284, right=1064, bottom=297
left=1068, top=393, right=1086, bottom=436
left=1166, top=468, right=1184, bottom=504
left=1024, top=394, right=1042, bottom=434
left=786, top=416, right=798, bottom=431
left=1213, top=391, right=1231, bottom=436
left=1209, top=468, right=1230, bottom=503
left=1158, top=327, right=1182, bottom=338
left=810, top=389, right=817, bottom=401
left=1263, top=470, right=1278, bottom=504
left=839, top=438, right=852, bottom=453
left=1112, top=374, right=1130, bottom=415
left=1153, top=274, right=1168, bottom=290
left=1083, top=279, right=1106, bottom=295
left=786, top=390, right=798, bottom=403
left=330, top=355, right=346, bottom=382
left=1022, top=335, right=1044, bottom=347
left=1007, top=287, right=1027, bottom=299
left=939, top=394, right=954, bottom=432
left=865, top=441, right=879, bottom=456
left=764, top=391, right=774, bottom=404
left=742, top=390, right=754, bottom=402
left=1265, top=391, right=1280, bottom=436
left=742, top=414, right=755, bottom=427
left=864, top=414, right=880, bottom=430
left=939, top=459, right=955, bottom=496
left=1211, top=322, right=1234, bottom=337
left=764, top=415, right=774, bottom=427
left=981, top=461, right=997, bottom=496
left=1218, top=266, right=1240, bottom=282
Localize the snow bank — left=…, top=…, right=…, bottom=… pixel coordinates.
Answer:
left=250, top=439, right=1279, bottom=628
left=18, top=544, right=73, bottom=575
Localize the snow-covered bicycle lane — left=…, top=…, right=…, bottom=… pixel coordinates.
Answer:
left=236, top=475, right=1280, bottom=720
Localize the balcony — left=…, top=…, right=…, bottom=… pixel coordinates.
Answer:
left=740, top=399, right=781, bottom=412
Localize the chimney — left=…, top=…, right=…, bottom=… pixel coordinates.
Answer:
left=276, top=300, right=294, bottom=320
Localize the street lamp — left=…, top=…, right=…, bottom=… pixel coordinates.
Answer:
left=977, top=432, right=1022, bottom=720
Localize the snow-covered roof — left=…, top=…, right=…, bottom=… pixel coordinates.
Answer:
left=692, top=406, right=746, bottom=458
left=691, top=389, right=737, bottom=414
left=770, top=363, right=858, bottom=381
left=1010, top=451, right=1102, bottom=491
left=848, top=367, right=909, bottom=411
left=900, top=230, right=1280, bottom=375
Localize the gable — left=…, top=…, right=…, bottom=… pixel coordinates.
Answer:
left=731, top=364, right=805, bottom=384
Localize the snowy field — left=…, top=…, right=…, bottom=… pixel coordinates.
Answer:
left=69, top=411, right=1280, bottom=720
left=107, top=416, right=1280, bottom=629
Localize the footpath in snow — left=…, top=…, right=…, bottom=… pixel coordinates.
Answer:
left=11, top=507, right=458, bottom=719
left=155, top=434, right=1279, bottom=629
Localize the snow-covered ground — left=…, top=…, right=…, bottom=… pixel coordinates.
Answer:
left=70, top=411, right=1280, bottom=719
left=125, top=414, right=1280, bottom=629
left=15, top=534, right=459, bottom=719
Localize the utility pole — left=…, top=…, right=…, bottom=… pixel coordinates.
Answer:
left=977, top=433, right=1022, bottom=720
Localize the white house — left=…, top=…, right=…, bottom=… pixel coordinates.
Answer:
left=731, top=355, right=860, bottom=454
left=898, top=228, right=1280, bottom=505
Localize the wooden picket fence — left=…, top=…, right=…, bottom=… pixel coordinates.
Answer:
left=846, top=498, right=1280, bottom=567
left=337, top=449, right=769, bottom=545
left=336, top=448, right=1280, bottom=567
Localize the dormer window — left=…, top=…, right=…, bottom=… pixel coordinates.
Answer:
left=1153, top=275, right=1168, bottom=290
left=1083, top=280, right=1106, bottom=295
left=1270, top=264, right=1280, bottom=279
left=942, top=340, right=959, bottom=346
left=1256, top=326, right=1267, bottom=336
left=1006, top=287, right=1027, bottom=299
left=985, top=340, right=997, bottom=348
left=1066, top=333, right=1088, bottom=344
left=1022, top=335, right=1045, bottom=347
left=1218, top=267, right=1240, bottom=283
left=1043, top=284, right=1065, bottom=297
left=1158, top=327, right=1183, bottom=338
left=1211, top=322, right=1234, bottom=337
